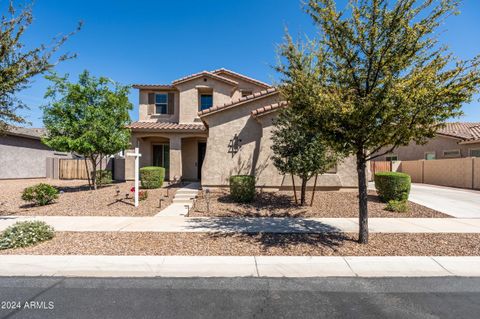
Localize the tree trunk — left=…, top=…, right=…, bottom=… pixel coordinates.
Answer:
left=291, top=173, right=298, bottom=205
left=84, top=158, right=92, bottom=189
left=90, top=157, right=97, bottom=190
left=300, top=178, right=308, bottom=206
left=310, top=174, right=318, bottom=207
left=356, top=152, right=369, bottom=244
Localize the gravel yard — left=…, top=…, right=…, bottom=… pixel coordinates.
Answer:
left=191, top=189, right=447, bottom=218
left=2, top=232, right=478, bottom=256
left=0, top=179, right=177, bottom=217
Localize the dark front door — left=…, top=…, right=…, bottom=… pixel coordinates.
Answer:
left=153, top=144, right=170, bottom=179
left=198, top=142, right=206, bottom=180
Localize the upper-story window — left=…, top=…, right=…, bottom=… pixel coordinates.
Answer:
left=200, top=94, right=213, bottom=111
left=155, top=93, right=168, bottom=114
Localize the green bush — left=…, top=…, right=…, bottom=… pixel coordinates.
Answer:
left=94, top=169, right=112, bottom=186
left=229, top=175, right=255, bottom=203
left=385, top=200, right=408, bottom=213
left=21, top=183, right=59, bottom=206
left=374, top=172, right=411, bottom=202
left=0, top=221, right=55, bottom=250
left=140, top=166, right=165, bottom=189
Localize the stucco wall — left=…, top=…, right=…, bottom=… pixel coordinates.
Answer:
left=0, top=135, right=69, bottom=179
left=175, top=77, right=235, bottom=124
left=138, top=90, right=179, bottom=123
left=201, top=94, right=358, bottom=188
left=375, top=136, right=480, bottom=161
left=400, top=157, right=480, bottom=189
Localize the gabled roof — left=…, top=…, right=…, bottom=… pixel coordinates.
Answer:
left=172, top=71, right=238, bottom=86
left=437, top=122, right=480, bottom=142
left=4, top=126, right=46, bottom=140
left=126, top=122, right=206, bottom=132
left=251, top=101, right=287, bottom=118
left=210, top=68, right=271, bottom=89
left=198, top=87, right=279, bottom=117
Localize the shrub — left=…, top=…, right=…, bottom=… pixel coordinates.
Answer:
left=95, top=169, right=112, bottom=186
left=21, top=183, right=59, bottom=206
left=229, top=175, right=255, bottom=203
left=374, top=172, right=411, bottom=202
left=0, top=221, right=55, bottom=250
left=385, top=200, right=408, bottom=213
left=140, top=166, right=165, bottom=189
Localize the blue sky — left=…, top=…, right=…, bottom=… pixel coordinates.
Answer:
left=15, top=0, right=480, bottom=127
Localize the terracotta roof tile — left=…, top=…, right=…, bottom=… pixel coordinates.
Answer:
left=437, top=122, right=480, bottom=141
left=251, top=101, right=287, bottom=118
left=126, top=122, right=206, bottom=131
left=210, top=68, right=271, bottom=88
left=172, top=71, right=238, bottom=86
left=132, top=84, right=176, bottom=90
left=198, top=87, right=279, bottom=117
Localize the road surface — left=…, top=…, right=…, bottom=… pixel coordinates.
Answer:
left=0, top=277, right=479, bottom=318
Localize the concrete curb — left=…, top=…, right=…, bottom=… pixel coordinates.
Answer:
left=0, top=255, right=479, bottom=278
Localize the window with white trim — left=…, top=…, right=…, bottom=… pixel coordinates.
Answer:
left=425, top=152, right=436, bottom=160
left=155, top=93, right=168, bottom=114
left=443, top=149, right=460, bottom=158
left=385, top=154, right=398, bottom=161
left=470, top=149, right=480, bottom=157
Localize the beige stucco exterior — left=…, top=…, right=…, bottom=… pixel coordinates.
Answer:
left=125, top=69, right=359, bottom=189
left=375, top=135, right=480, bottom=161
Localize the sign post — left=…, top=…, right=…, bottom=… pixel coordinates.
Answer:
left=127, top=147, right=142, bottom=207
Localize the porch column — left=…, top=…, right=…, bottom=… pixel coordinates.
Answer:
left=169, top=136, right=182, bottom=181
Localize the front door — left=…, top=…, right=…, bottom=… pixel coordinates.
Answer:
left=153, top=144, right=170, bottom=179
left=197, top=142, right=206, bottom=180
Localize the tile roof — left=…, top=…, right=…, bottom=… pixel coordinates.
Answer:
left=198, top=87, right=279, bottom=117
left=210, top=68, right=272, bottom=88
left=437, top=122, right=480, bottom=141
left=5, top=126, right=46, bottom=140
left=126, top=122, right=206, bottom=132
left=172, top=71, right=238, bottom=86
left=132, top=84, right=176, bottom=90
left=251, top=101, right=287, bottom=118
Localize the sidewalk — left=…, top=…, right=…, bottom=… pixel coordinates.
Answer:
left=2, top=216, right=480, bottom=233
left=0, top=255, right=479, bottom=277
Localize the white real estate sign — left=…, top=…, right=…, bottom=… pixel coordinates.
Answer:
left=126, top=147, right=142, bottom=207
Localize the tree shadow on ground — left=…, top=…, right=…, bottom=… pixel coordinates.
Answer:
left=213, top=192, right=307, bottom=217
left=185, top=217, right=352, bottom=251
left=207, top=232, right=354, bottom=252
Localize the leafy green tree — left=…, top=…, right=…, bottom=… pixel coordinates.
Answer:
left=0, top=1, right=80, bottom=133
left=278, top=0, right=480, bottom=243
left=42, top=71, right=132, bottom=189
left=272, top=105, right=339, bottom=206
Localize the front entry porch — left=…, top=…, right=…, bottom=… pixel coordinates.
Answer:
left=126, top=131, right=207, bottom=182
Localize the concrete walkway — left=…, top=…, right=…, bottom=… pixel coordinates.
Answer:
left=0, top=255, right=479, bottom=277
left=2, top=216, right=480, bottom=233
left=408, top=184, right=480, bottom=218
left=155, top=182, right=200, bottom=217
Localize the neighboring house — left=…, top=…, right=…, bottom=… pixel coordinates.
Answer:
left=0, top=126, right=70, bottom=179
left=126, top=68, right=357, bottom=189
left=375, top=122, right=480, bottom=161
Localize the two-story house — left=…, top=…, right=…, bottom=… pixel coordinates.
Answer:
left=126, top=68, right=357, bottom=189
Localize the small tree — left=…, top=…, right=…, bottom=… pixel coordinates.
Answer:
left=42, top=71, right=132, bottom=189
left=272, top=105, right=339, bottom=206
left=0, top=1, right=80, bottom=133
left=278, top=0, right=480, bottom=243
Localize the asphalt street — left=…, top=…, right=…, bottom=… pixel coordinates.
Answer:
left=0, top=277, right=479, bottom=319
